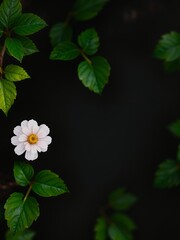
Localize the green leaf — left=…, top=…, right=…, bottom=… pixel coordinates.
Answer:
left=163, top=58, right=180, bottom=72
left=4, top=192, right=39, bottom=233
left=13, top=161, right=34, bottom=187
left=5, top=37, right=24, bottom=62
left=154, top=31, right=180, bottom=62
left=32, top=170, right=69, bottom=197
left=49, top=22, right=73, bottom=47
left=78, top=56, right=110, bottom=94
left=0, top=79, right=16, bottom=116
left=17, top=36, right=39, bottom=56
left=78, top=28, right=99, bottom=55
left=13, top=13, right=47, bottom=36
left=108, top=188, right=137, bottom=211
left=154, top=159, right=180, bottom=188
left=168, top=120, right=180, bottom=137
left=74, top=0, right=109, bottom=21
left=50, top=41, right=80, bottom=61
left=108, top=225, right=130, bottom=240
left=111, top=213, right=136, bottom=232
left=0, top=0, right=22, bottom=28
left=5, top=64, right=30, bottom=82
left=94, top=217, right=107, bottom=240
left=6, top=229, right=36, bottom=240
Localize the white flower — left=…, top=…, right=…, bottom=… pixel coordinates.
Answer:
left=11, top=119, right=52, bottom=161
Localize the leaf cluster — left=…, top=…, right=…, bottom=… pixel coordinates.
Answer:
left=94, top=188, right=137, bottom=240
left=154, top=31, right=180, bottom=72
left=154, top=120, right=180, bottom=188
left=0, top=0, right=47, bottom=115
left=4, top=161, right=69, bottom=234
left=49, top=0, right=111, bottom=94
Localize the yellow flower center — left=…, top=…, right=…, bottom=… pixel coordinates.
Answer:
left=27, top=134, right=38, bottom=144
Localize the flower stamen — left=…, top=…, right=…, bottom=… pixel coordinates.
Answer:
left=28, top=134, right=38, bottom=144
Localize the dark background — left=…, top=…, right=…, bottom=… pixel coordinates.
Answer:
left=1, top=0, right=180, bottom=239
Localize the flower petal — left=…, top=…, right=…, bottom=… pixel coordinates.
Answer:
left=37, top=124, right=50, bottom=138
left=25, top=150, right=38, bottom=161
left=37, top=140, right=48, bottom=152
left=30, top=145, right=38, bottom=154
left=21, top=120, right=31, bottom=135
left=24, top=142, right=31, bottom=151
left=11, top=136, right=20, bottom=146
left=34, top=144, right=42, bottom=152
left=19, top=134, right=27, bottom=142
left=42, top=136, right=52, bottom=145
left=28, top=119, right=39, bottom=134
left=14, top=143, right=25, bottom=155
left=13, top=126, right=22, bottom=136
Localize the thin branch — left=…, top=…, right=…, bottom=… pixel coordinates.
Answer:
left=0, top=43, right=6, bottom=77
left=79, top=49, right=92, bottom=64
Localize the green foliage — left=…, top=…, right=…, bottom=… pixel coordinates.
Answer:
left=0, top=79, right=16, bottom=116
left=4, top=161, right=68, bottom=233
left=0, top=0, right=47, bottom=115
left=5, top=65, right=30, bottom=81
left=164, top=58, right=180, bottom=72
left=5, top=37, right=24, bottom=62
left=4, top=192, right=40, bottom=233
left=154, top=119, right=180, bottom=189
left=78, top=56, right=110, bottom=94
left=154, top=159, right=180, bottom=188
left=110, top=213, right=136, bottom=232
left=154, top=31, right=180, bottom=71
left=13, top=161, right=34, bottom=187
left=95, top=217, right=107, bottom=240
left=49, top=22, right=73, bottom=47
left=168, top=119, right=180, bottom=137
left=13, top=13, right=47, bottom=36
left=49, top=0, right=111, bottom=94
left=6, top=229, right=35, bottom=240
left=78, top=28, right=99, bottom=55
left=32, top=170, right=69, bottom=197
left=50, top=41, right=80, bottom=60
left=74, top=0, right=109, bottom=21
left=154, top=32, right=180, bottom=62
left=16, top=36, right=39, bottom=56
left=108, top=224, right=133, bottom=240
left=108, top=188, right=137, bottom=211
left=0, top=0, right=22, bottom=28
left=94, top=188, right=137, bottom=240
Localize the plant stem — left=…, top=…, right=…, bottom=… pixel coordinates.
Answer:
left=79, top=49, right=92, bottom=64
left=0, top=43, right=6, bottom=77
left=24, top=183, right=33, bottom=202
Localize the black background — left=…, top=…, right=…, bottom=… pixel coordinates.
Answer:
left=1, top=0, right=180, bottom=239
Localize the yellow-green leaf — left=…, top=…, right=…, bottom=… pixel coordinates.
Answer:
left=5, top=64, right=30, bottom=81
left=0, top=79, right=16, bottom=116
